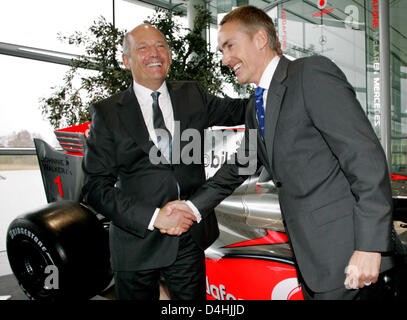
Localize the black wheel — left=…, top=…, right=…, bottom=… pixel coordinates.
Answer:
left=6, top=200, right=112, bottom=300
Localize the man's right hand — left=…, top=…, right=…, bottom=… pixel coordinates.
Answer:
left=154, top=202, right=197, bottom=236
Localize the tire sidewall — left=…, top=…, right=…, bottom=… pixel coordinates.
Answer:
left=7, top=218, right=65, bottom=300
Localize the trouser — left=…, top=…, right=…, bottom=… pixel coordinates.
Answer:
left=300, top=267, right=398, bottom=300
left=114, top=232, right=206, bottom=300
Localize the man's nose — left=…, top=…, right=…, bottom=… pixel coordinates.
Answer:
left=149, top=45, right=159, bottom=57
left=221, top=53, right=230, bottom=67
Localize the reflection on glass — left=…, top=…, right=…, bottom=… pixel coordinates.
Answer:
left=390, top=0, right=407, bottom=173
left=0, top=55, right=70, bottom=147
left=0, top=0, right=112, bottom=55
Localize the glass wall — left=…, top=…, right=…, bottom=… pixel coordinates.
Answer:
left=0, top=0, right=113, bottom=55
left=275, top=0, right=367, bottom=114
left=213, top=0, right=406, bottom=173
left=0, top=0, right=166, bottom=149
left=389, top=0, right=407, bottom=173
left=0, top=0, right=159, bottom=254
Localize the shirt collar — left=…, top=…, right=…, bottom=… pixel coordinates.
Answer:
left=258, top=55, right=280, bottom=90
left=132, top=80, right=168, bottom=102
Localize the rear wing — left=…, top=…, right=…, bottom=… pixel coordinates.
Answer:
left=34, top=122, right=91, bottom=203
left=33, top=124, right=85, bottom=203
left=34, top=138, right=85, bottom=203
left=54, top=122, right=91, bottom=156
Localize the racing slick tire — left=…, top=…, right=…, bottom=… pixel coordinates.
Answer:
left=6, top=200, right=112, bottom=300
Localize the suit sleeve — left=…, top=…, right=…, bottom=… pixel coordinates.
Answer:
left=186, top=85, right=252, bottom=217
left=82, top=104, right=155, bottom=238
left=189, top=109, right=261, bottom=218
left=197, top=84, right=248, bottom=126
left=302, top=56, right=393, bottom=253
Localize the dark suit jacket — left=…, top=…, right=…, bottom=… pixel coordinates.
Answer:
left=82, top=81, right=246, bottom=272
left=189, top=56, right=395, bottom=293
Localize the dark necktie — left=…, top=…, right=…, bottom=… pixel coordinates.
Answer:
left=151, top=91, right=172, bottom=163
left=255, top=86, right=266, bottom=138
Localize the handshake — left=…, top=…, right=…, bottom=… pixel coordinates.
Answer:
left=153, top=200, right=198, bottom=236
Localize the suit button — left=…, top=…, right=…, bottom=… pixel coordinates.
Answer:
left=275, top=181, right=282, bottom=188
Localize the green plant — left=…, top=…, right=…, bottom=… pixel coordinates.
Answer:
left=40, top=16, right=131, bottom=129
left=40, top=7, right=244, bottom=129
left=150, top=7, right=223, bottom=94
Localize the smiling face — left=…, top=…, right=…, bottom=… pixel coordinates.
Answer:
left=218, top=20, right=273, bottom=85
left=123, top=25, right=172, bottom=91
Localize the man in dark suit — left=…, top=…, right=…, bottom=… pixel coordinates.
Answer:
left=168, top=5, right=400, bottom=299
left=81, top=24, right=247, bottom=300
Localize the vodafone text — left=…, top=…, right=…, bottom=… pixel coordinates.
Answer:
left=206, top=276, right=242, bottom=300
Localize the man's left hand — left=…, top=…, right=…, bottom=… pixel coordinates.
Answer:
left=344, top=250, right=381, bottom=289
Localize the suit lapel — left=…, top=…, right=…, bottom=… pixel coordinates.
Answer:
left=117, top=84, right=156, bottom=155
left=166, top=82, right=192, bottom=164
left=264, top=56, right=289, bottom=174
left=166, top=82, right=189, bottom=132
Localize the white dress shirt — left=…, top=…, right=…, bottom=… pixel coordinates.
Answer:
left=133, top=80, right=174, bottom=142
left=132, top=80, right=201, bottom=230
left=257, top=55, right=280, bottom=110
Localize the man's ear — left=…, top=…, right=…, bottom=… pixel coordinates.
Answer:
left=122, top=53, right=130, bottom=70
left=253, top=29, right=269, bottom=50
left=168, top=50, right=173, bottom=66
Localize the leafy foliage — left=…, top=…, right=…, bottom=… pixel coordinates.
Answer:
left=40, top=17, right=131, bottom=128
left=149, top=7, right=225, bottom=94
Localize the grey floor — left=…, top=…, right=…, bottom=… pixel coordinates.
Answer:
left=0, top=250, right=114, bottom=300
left=0, top=273, right=115, bottom=300
left=0, top=274, right=28, bottom=300
left=0, top=251, right=170, bottom=300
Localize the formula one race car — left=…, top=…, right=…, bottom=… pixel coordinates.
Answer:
left=6, top=122, right=407, bottom=300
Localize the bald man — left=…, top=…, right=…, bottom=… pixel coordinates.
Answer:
left=82, top=24, right=247, bottom=300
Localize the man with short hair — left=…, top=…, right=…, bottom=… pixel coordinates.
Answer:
left=82, top=23, right=247, bottom=300
left=169, top=5, right=402, bottom=300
